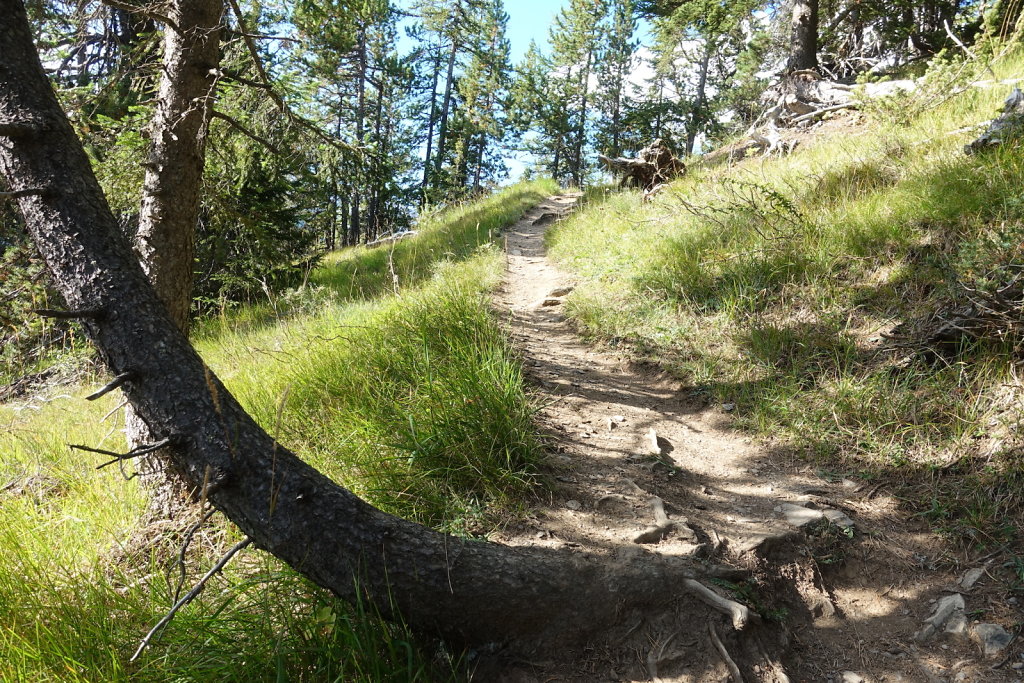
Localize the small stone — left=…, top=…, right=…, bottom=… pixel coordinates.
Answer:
left=565, top=499, right=581, bottom=511
left=722, top=402, right=736, bottom=412
left=841, top=672, right=865, bottom=683
left=823, top=508, right=856, bottom=531
left=959, top=567, right=985, bottom=591
left=916, top=593, right=965, bottom=642
left=971, top=623, right=1013, bottom=658
left=1011, top=662, right=1023, bottom=670
left=646, top=428, right=660, bottom=455
left=540, top=298, right=562, bottom=307
left=610, top=415, right=625, bottom=423
left=779, top=503, right=825, bottom=528
left=548, top=286, right=575, bottom=297
left=945, top=611, right=969, bottom=636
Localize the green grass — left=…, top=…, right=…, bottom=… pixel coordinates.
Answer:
left=0, top=178, right=556, bottom=681
left=546, top=47, right=1024, bottom=548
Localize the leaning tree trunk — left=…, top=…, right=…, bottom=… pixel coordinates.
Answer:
left=787, top=0, right=819, bottom=72
left=0, top=4, right=783, bottom=670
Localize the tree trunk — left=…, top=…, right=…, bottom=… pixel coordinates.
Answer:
left=572, top=48, right=593, bottom=187
left=349, top=28, right=367, bottom=246
left=1, top=7, right=781, bottom=671
left=421, top=42, right=441, bottom=204
left=787, top=0, right=819, bottom=72
left=685, top=39, right=712, bottom=157
left=433, top=37, right=458, bottom=187
left=128, top=0, right=222, bottom=515
left=135, top=0, right=222, bottom=335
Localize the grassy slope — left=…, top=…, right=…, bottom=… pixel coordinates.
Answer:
left=547, top=49, right=1024, bottom=548
left=0, top=178, right=556, bottom=682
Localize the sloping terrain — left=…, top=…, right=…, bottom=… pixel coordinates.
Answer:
left=487, top=193, right=1021, bottom=682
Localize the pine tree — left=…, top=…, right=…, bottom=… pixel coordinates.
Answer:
left=595, top=0, right=639, bottom=158
left=452, top=0, right=512, bottom=193
left=549, top=0, right=606, bottom=185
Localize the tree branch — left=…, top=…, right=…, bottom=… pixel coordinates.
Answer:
left=33, top=307, right=104, bottom=320
left=99, top=0, right=181, bottom=34
left=130, top=536, right=253, bottom=661
left=0, top=187, right=49, bottom=199
left=70, top=437, right=174, bottom=469
left=85, top=371, right=135, bottom=401
left=210, top=110, right=281, bottom=155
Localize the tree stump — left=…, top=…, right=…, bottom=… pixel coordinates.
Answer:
left=598, top=138, right=687, bottom=191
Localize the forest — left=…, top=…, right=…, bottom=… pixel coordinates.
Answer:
left=2, top=0, right=1024, bottom=680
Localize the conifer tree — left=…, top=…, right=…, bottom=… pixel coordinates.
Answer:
left=549, top=0, right=606, bottom=185
left=595, top=0, right=639, bottom=158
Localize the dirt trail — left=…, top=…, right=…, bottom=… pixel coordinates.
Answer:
left=487, top=196, right=1021, bottom=683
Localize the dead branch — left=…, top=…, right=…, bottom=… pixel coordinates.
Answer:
left=790, top=102, right=858, bottom=125
left=131, top=536, right=253, bottom=661
left=85, top=371, right=135, bottom=401
left=210, top=111, right=282, bottom=155
left=70, top=437, right=173, bottom=469
left=33, top=307, right=104, bottom=320
left=172, top=508, right=219, bottom=602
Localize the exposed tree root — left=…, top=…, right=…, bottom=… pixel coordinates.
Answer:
left=685, top=579, right=754, bottom=631
left=709, top=622, right=745, bottom=682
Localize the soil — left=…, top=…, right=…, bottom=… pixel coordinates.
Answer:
left=482, top=195, right=1024, bottom=682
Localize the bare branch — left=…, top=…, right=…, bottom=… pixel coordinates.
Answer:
left=33, top=307, right=104, bottom=320
left=85, top=371, right=135, bottom=401
left=172, top=508, right=219, bottom=602
left=0, top=122, right=48, bottom=137
left=99, top=0, right=180, bottom=33
left=0, top=187, right=49, bottom=199
left=70, top=437, right=173, bottom=469
left=130, top=537, right=253, bottom=661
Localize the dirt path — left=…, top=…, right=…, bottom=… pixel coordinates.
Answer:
left=487, top=196, right=1021, bottom=683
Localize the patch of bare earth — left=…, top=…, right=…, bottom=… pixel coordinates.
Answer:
left=479, top=195, right=1023, bottom=682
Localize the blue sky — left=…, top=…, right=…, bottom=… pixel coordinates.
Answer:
left=505, top=0, right=568, bottom=61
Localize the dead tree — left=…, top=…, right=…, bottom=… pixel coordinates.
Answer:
left=0, top=4, right=788, bottom=675
left=598, top=138, right=687, bottom=191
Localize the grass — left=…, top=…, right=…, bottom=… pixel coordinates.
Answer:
left=0, top=178, right=556, bottom=681
left=546, top=46, right=1024, bottom=548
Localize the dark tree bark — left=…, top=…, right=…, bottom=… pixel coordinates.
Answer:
left=787, top=0, right=819, bottom=72
left=0, top=0, right=767, bottom=661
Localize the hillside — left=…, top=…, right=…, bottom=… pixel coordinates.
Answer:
left=3, top=16, right=1024, bottom=683
left=0, top=180, right=556, bottom=681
